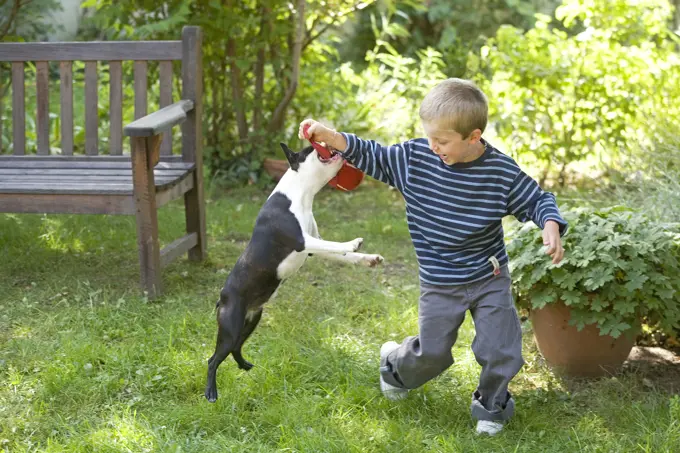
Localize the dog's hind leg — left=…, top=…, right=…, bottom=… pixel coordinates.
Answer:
left=205, top=299, right=245, bottom=403
left=232, top=308, right=264, bottom=371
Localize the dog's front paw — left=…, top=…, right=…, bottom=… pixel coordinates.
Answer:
left=350, top=237, right=364, bottom=252
left=362, top=254, right=384, bottom=267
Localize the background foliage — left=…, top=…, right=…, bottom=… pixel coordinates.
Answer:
left=0, top=0, right=62, bottom=43
left=2, top=0, right=679, bottom=190
left=471, top=0, right=680, bottom=186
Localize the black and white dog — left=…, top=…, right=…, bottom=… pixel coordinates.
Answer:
left=205, top=143, right=383, bottom=402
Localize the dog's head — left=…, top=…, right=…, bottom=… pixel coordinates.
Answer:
left=279, top=143, right=344, bottom=190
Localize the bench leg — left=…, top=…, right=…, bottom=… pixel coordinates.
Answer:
left=184, top=168, right=207, bottom=261
left=131, top=135, right=163, bottom=298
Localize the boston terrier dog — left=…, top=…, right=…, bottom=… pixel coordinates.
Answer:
left=205, top=143, right=383, bottom=402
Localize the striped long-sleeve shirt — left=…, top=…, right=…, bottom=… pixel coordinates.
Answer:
left=340, top=133, right=568, bottom=286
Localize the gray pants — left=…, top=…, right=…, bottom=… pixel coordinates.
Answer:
left=380, top=265, right=523, bottom=421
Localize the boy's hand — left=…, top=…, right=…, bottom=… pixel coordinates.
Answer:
left=542, top=220, right=564, bottom=264
left=298, top=119, right=333, bottom=142
left=298, top=119, right=347, bottom=151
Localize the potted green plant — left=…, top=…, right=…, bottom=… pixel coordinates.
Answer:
left=507, top=206, right=680, bottom=377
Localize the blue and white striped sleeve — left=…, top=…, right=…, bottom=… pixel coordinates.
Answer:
left=339, top=133, right=410, bottom=190
left=507, top=171, right=568, bottom=235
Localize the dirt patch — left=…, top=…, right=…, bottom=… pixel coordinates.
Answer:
left=621, top=346, right=680, bottom=394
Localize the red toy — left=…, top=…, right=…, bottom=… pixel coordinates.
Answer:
left=303, top=124, right=364, bottom=191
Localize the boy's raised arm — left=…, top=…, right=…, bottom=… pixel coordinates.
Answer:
left=299, top=119, right=410, bottom=190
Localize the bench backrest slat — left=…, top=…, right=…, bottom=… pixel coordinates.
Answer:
left=134, top=61, right=148, bottom=121
left=159, top=61, right=173, bottom=156
left=11, top=62, right=25, bottom=155
left=0, top=42, right=183, bottom=62
left=59, top=62, right=74, bottom=155
left=85, top=62, right=98, bottom=155
left=36, top=61, right=50, bottom=155
left=109, top=61, right=123, bottom=156
left=0, top=67, right=3, bottom=154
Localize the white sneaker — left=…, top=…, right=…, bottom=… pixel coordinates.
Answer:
left=379, top=341, right=408, bottom=401
left=476, top=420, right=504, bottom=436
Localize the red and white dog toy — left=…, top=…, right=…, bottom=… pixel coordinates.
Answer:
left=303, top=124, right=364, bottom=191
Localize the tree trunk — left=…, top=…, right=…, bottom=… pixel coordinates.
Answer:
left=0, top=0, right=21, bottom=41
left=558, top=161, right=568, bottom=188
left=253, top=6, right=269, bottom=134
left=539, top=159, right=552, bottom=187
left=227, top=37, right=249, bottom=141
left=210, top=63, right=219, bottom=147
left=267, top=0, right=305, bottom=133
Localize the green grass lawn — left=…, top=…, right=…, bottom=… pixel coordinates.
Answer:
left=1, top=181, right=679, bottom=452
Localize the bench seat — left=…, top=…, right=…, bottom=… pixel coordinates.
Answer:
left=0, top=156, right=196, bottom=215
left=0, top=156, right=194, bottom=194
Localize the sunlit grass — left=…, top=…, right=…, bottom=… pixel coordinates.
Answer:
left=1, top=181, right=678, bottom=452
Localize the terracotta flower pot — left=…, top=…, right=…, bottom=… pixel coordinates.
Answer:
left=262, top=158, right=289, bottom=181
left=530, top=301, right=636, bottom=377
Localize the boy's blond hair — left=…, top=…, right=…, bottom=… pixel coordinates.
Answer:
left=419, top=78, right=488, bottom=138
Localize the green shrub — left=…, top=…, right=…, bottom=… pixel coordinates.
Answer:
left=471, top=0, right=680, bottom=185
left=609, top=132, right=680, bottom=225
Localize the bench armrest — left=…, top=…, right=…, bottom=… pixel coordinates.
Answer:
left=124, top=99, right=194, bottom=137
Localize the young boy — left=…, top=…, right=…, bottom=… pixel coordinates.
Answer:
left=298, top=78, right=567, bottom=436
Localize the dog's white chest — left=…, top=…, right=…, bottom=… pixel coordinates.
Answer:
left=289, top=203, right=314, bottom=235
left=268, top=182, right=316, bottom=280
left=276, top=251, right=307, bottom=280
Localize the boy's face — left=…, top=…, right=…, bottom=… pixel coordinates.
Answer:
left=422, top=121, right=483, bottom=166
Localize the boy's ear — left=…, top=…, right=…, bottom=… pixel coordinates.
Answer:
left=467, top=129, right=482, bottom=144
left=279, top=143, right=300, bottom=171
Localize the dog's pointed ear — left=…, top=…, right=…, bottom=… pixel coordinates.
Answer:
left=279, top=143, right=300, bottom=171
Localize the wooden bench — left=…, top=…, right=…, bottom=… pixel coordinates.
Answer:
left=0, top=26, right=207, bottom=299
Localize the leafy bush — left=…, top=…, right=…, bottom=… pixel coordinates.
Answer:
left=337, top=0, right=553, bottom=77
left=608, top=131, right=680, bottom=225
left=335, top=14, right=447, bottom=144
left=79, top=0, right=374, bottom=184
left=508, top=206, right=680, bottom=338
left=0, top=0, right=62, bottom=42
left=471, top=0, right=680, bottom=185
